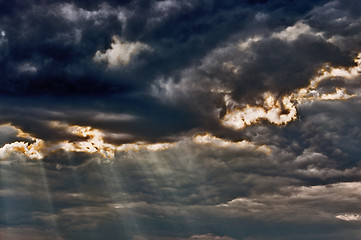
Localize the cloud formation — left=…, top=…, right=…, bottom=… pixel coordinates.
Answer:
left=94, top=35, right=152, bottom=67
left=1, top=0, right=361, bottom=239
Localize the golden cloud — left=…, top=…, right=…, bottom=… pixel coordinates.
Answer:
left=0, top=123, right=270, bottom=160
left=221, top=53, right=361, bottom=130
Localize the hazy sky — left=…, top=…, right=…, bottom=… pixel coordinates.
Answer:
left=1, top=0, right=361, bottom=239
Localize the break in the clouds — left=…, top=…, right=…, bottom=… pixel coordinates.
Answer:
left=1, top=0, right=361, bottom=239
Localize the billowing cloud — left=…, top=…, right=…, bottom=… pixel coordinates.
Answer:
left=272, top=21, right=321, bottom=42
left=221, top=94, right=297, bottom=130
left=221, top=53, right=361, bottom=130
left=0, top=122, right=179, bottom=159
left=94, top=35, right=152, bottom=67
left=1, top=0, right=361, bottom=239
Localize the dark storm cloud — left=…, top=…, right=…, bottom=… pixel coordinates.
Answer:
left=0, top=0, right=341, bottom=143
left=296, top=98, right=361, bottom=169
left=238, top=97, right=361, bottom=186
left=0, top=1, right=126, bottom=95
left=1, top=0, right=361, bottom=239
left=0, top=95, right=200, bottom=143
left=0, top=0, right=243, bottom=95
left=307, top=0, right=361, bottom=52
left=145, top=0, right=361, bottom=139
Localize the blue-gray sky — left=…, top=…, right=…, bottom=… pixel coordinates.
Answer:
left=1, top=0, right=361, bottom=239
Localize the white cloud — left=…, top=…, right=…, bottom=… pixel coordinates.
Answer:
left=238, top=36, right=262, bottom=51
left=93, top=36, right=152, bottom=67
left=336, top=213, right=361, bottom=221
left=0, top=29, right=8, bottom=60
left=254, top=12, right=268, bottom=21
left=0, top=140, right=44, bottom=160
left=17, top=63, right=38, bottom=73
left=217, top=197, right=265, bottom=209
left=149, top=0, right=194, bottom=24
left=58, top=3, right=122, bottom=24
left=319, top=88, right=356, bottom=100
left=221, top=93, right=297, bottom=130
left=153, top=0, right=182, bottom=13
left=272, top=21, right=323, bottom=42
left=194, top=133, right=270, bottom=153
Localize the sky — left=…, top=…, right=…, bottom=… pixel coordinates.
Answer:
left=1, top=0, right=361, bottom=239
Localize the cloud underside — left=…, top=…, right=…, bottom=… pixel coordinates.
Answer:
left=2, top=140, right=361, bottom=240
left=0, top=54, right=360, bottom=160
left=1, top=0, right=361, bottom=239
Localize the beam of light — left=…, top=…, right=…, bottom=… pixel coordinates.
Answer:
left=105, top=143, right=209, bottom=238
left=96, top=160, right=144, bottom=238
left=221, top=53, right=361, bottom=130
left=36, top=160, right=62, bottom=238
left=124, top=146, right=205, bottom=236
left=0, top=159, right=62, bottom=239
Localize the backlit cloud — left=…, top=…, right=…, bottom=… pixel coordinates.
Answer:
left=1, top=0, right=361, bottom=239
left=1, top=123, right=273, bottom=160
left=94, top=35, right=152, bottom=67
left=221, top=53, right=361, bottom=130
left=0, top=122, right=177, bottom=159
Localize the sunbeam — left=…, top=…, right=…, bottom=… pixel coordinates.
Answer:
left=1, top=0, right=361, bottom=239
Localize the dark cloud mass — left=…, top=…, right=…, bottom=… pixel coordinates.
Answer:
left=1, top=0, right=361, bottom=239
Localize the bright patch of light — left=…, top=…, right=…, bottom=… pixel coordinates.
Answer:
left=336, top=213, right=361, bottom=221
left=221, top=93, right=297, bottom=130
left=93, top=35, right=152, bottom=67
left=221, top=53, right=361, bottom=130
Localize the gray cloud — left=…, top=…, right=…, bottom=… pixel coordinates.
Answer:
left=1, top=0, right=361, bottom=239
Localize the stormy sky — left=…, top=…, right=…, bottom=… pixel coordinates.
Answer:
left=1, top=0, right=361, bottom=239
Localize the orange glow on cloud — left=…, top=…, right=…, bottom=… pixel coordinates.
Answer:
left=222, top=93, right=297, bottom=130
left=0, top=122, right=177, bottom=160
left=221, top=53, right=361, bottom=130
left=0, top=124, right=44, bottom=160
left=2, top=55, right=360, bottom=159
left=0, top=123, right=269, bottom=160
